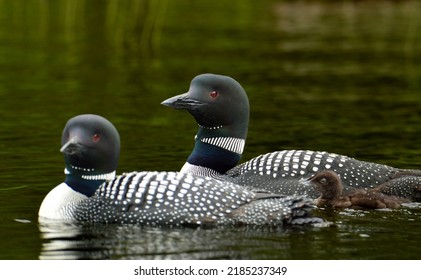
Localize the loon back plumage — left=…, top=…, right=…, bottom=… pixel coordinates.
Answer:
left=72, top=171, right=319, bottom=226
left=39, top=114, right=322, bottom=227
left=162, top=74, right=421, bottom=199
left=225, top=149, right=411, bottom=197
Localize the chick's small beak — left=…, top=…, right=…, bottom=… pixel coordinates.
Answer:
left=302, top=175, right=316, bottom=187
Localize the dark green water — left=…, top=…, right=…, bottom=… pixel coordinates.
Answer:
left=1, top=0, right=421, bottom=259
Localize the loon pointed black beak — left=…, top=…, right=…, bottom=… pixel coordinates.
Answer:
left=161, top=93, right=204, bottom=110
left=60, top=136, right=84, bottom=155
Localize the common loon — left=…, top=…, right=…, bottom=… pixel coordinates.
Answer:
left=308, top=170, right=412, bottom=209
left=39, top=114, right=322, bottom=226
left=162, top=74, right=421, bottom=199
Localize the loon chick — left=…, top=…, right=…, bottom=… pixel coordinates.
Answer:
left=39, top=114, right=322, bottom=227
left=309, top=170, right=411, bottom=209
left=162, top=74, right=421, bottom=199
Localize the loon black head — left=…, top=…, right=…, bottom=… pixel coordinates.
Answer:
left=61, top=114, right=120, bottom=196
left=308, top=170, right=343, bottom=200
left=162, top=74, right=249, bottom=175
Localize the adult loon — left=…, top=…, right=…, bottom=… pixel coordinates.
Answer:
left=162, top=73, right=421, bottom=199
left=308, top=170, right=412, bottom=209
left=39, top=114, right=322, bottom=226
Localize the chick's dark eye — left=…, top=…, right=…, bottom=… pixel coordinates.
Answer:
left=209, top=90, right=218, bottom=98
left=92, top=134, right=101, bottom=142
left=320, top=178, right=327, bottom=184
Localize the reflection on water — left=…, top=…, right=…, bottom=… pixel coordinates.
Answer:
left=38, top=221, right=296, bottom=260
left=38, top=203, right=421, bottom=260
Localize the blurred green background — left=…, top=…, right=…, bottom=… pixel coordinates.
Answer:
left=0, top=0, right=420, bottom=259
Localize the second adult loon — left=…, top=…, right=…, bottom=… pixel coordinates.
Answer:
left=39, top=114, right=321, bottom=226
left=161, top=74, right=421, bottom=198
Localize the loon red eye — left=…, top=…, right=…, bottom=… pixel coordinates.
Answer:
left=209, top=90, right=218, bottom=98
left=92, top=134, right=101, bottom=142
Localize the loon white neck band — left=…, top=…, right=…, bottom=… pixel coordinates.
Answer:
left=200, top=136, right=245, bottom=154
left=64, top=168, right=116, bottom=181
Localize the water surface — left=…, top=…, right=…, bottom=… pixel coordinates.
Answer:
left=0, top=0, right=421, bottom=259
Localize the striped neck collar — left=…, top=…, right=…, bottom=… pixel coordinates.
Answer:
left=195, top=124, right=246, bottom=155
left=64, top=168, right=116, bottom=181
left=199, top=136, right=245, bottom=154
left=64, top=167, right=116, bottom=197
